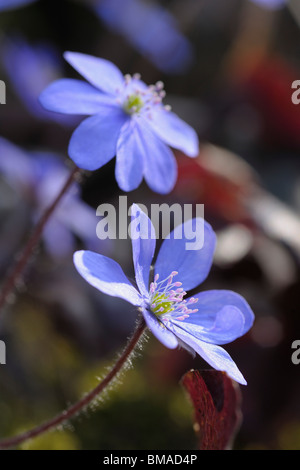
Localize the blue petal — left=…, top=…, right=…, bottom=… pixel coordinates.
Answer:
left=135, top=120, right=177, bottom=194
left=68, top=109, right=128, bottom=171
left=64, top=51, right=124, bottom=95
left=130, top=204, right=156, bottom=297
left=143, top=109, right=199, bottom=157
left=0, top=0, right=37, bottom=11
left=39, top=79, right=118, bottom=115
left=170, top=324, right=247, bottom=385
left=184, top=290, right=255, bottom=340
left=73, top=250, right=142, bottom=306
left=115, top=120, right=144, bottom=191
left=66, top=200, right=112, bottom=253
left=154, top=219, right=216, bottom=292
left=56, top=197, right=99, bottom=245
left=171, top=305, right=245, bottom=345
left=43, top=219, right=75, bottom=259
left=0, top=137, right=36, bottom=191
left=94, top=0, right=194, bottom=74
left=2, top=38, right=75, bottom=125
left=142, top=307, right=178, bottom=349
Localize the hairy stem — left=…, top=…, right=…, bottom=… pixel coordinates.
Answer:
left=0, top=165, right=80, bottom=316
left=0, top=316, right=146, bottom=449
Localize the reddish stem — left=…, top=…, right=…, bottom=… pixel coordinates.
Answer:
left=0, top=165, right=80, bottom=315
left=0, top=316, right=146, bottom=449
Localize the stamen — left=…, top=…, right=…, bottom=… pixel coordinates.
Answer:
left=155, top=81, right=164, bottom=90
left=150, top=283, right=155, bottom=294
left=120, top=73, right=169, bottom=116
left=149, top=271, right=198, bottom=319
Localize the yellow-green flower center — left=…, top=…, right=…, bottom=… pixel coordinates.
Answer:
left=151, top=293, right=174, bottom=316
left=149, top=272, right=199, bottom=321
left=123, top=94, right=144, bottom=114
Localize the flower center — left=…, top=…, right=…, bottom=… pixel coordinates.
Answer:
left=149, top=272, right=198, bottom=321
left=123, top=93, right=144, bottom=115
left=151, top=293, right=174, bottom=316
left=119, top=74, right=172, bottom=117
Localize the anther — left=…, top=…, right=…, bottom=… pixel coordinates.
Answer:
left=155, top=81, right=164, bottom=90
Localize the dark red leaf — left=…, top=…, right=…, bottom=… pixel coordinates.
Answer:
left=181, top=369, right=242, bottom=450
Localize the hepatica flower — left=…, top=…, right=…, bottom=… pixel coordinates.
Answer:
left=0, top=137, right=101, bottom=259
left=39, top=52, right=199, bottom=194
left=2, top=37, right=78, bottom=125
left=74, top=205, right=254, bottom=385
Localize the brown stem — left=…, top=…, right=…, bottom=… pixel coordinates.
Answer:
left=0, top=165, right=81, bottom=315
left=0, top=316, right=146, bottom=449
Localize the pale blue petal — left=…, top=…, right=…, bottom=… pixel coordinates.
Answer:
left=142, top=307, right=178, bottom=349
left=130, top=203, right=156, bottom=297
left=171, top=305, right=245, bottom=345
left=43, top=219, right=75, bottom=259
left=57, top=197, right=98, bottom=244
left=2, top=37, right=76, bottom=124
left=155, top=219, right=216, bottom=292
left=64, top=51, right=124, bottom=95
left=143, top=109, right=199, bottom=157
left=68, top=109, right=128, bottom=171
left=170, top=324, right=247, bottom=385
left=39, top=79, right=118, bottom=115
left=135, top=119, right=177, bottom=194
left=73, top=250, right=142, bottom=306
left=185, top=290, right=255, bottom=339
left=115, top=120, right=144, bottom=191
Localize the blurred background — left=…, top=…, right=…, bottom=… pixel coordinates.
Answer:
left=1, top=0, right=300, bottom=450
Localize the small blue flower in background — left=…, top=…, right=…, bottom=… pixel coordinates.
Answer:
left=93, top=0, right=194, bottom=74
left=0, top=0, right=37, bottom=11
left=0, top=137, right=102, bottom=259
left=1, top=37, right=78, bottom=125
left=39, top=52, right=199, bottom=194
left=74, top=204, right=254, bottom=385
left=250, top=0, right=286, bottom=9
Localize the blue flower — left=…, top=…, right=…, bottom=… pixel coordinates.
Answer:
left=1, top=37, right=78, bottom=125
left=0, top=137, right=102, bottom=259
left=39, top=52, right=199, bottom=194
left=92, top=0, right=194, bottom=74
left=73, top=204, right=254, bottom=385
left=0, top=0, right=37, bottom=11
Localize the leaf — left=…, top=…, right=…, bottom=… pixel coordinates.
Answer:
left=181, top=369, right=242, bottom=450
